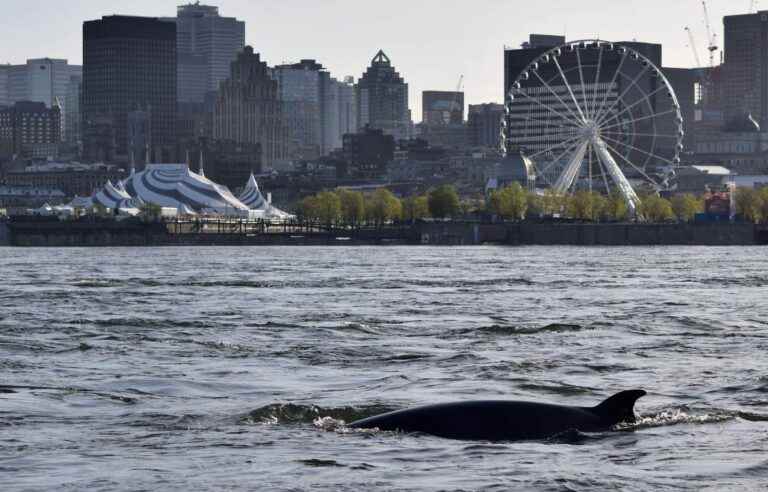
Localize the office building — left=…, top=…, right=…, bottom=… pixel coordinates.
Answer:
left=468, top=103, right=504, bottom=149
left=722, top=11, right=768, bottom=128
left=0, top=59, right=82, bottom=141
left=0, top=101, right=61, bottom=159
left=213, top=46, right=287, bottom=166
left=422, top=91, right=464, bottom=125
left=165, top=3, right=245, bottom=104
left=82, top=15, right=177, bottom=163
left=356, top=50, right=411, bottom=140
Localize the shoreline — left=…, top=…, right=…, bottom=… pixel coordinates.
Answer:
left=2, top=219, right=766, bottom=247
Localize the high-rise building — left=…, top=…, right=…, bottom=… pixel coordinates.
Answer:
left=64, top=75, right=82, bottom=146
left=504, top=34, right=565, bottom=98
left=422, top=91, right=464, bottom=125
left=82, top=15, right=177, bottom=163
left=272, top=59, right=329, bottom=160
left=722, top=11, right=768, bottom=128
left=0, top=59, right=82, bottom=142
left=213, top=46, right=287, bottom=166
left=326, top=76, right=357, bottom=154
left=272, top=60, right=357, bottom=159
left=356, top=50, right=411, bottom=140
left=468, top=103, right=504, bottom=149
left=0, top=101, right=61, bottom=159
left=165, top=3, right=245, bottom=104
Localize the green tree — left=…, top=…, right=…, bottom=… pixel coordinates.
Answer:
left=428, top=185, right=460, bottom=219
left=315, top=191, right=342, bottom=225
left=759, top=187, right=768, bottom=223
left=490, top=183, right=528, bottom=220
left=605, top=192, right=629, bottom=222
left=567, top=190, right=597, bottom=221
left=639, top=195, right=674, bottom=222
left=734, top=187, right=763, bottom=223
left=541, top=188, right=566, bottom=216
left=298, top=195, right=320, bottom=221
left=526, top=191, right=543, bottom=218
left=402, top=195, right=430, bottom=222
left=337, top=188, right=366, bottom=225
left=671, top=193, right=702, bottom=223
left=366, top=188, right=402, bottom=226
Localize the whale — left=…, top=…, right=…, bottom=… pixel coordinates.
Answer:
left=349, top=390, right=646, bottom=441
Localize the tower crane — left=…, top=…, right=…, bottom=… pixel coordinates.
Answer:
left=684, top=27, right=703, bottom=69
left=701, top=1, right=718, bottom=68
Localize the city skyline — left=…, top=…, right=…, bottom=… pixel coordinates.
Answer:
left=0, top=0, right=760, bottom=120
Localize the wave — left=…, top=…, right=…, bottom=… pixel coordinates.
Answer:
left=475, top=323, right=588, bottom=336
left=240, top=403, right=397, bottom=426
left=617, top=407, right=768, bottom=430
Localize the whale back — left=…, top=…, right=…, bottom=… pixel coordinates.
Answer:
left=592, top=390, right=647, bottom=425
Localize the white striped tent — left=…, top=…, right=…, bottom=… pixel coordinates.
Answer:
left=122, top=164, right=252, bottom=216
left=238, top=173, right=294, bottom=219
left=92, top=180, right=140, bottom=214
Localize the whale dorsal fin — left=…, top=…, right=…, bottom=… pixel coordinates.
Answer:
left=593, top=390, right=646, bottom=424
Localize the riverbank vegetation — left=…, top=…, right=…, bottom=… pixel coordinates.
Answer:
left=296, top=184, right=768, bottom=225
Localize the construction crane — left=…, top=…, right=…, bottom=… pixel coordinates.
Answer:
left=684, top=26, right=703, bottom=69
left=749, top=0, right=758, bottom=13
left=685, top=26, right=708, bottom=106
left=701, top=1, right=718, bottom=68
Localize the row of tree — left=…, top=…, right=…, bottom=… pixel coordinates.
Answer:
left=298, top=185, right=462, bottom=225
left=299, top=183, right=768, bottom=226
left=734, top=187, right=768, bottom=223
left=488, top=183, right=704, bottom=223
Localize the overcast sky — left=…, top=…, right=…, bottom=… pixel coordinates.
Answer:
left=0, top=0, right=759, bottom=118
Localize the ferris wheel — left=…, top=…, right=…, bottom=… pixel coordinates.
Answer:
left=503, top=40, right=684, bottom=216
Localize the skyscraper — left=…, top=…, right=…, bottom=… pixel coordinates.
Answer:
left=422, top=91, right=464, bottom=125
left=356, top=50, right=411, bottom=140
left=468, top=103, right=504, bottom=149
left=213, top=46, right=287, bottom=166
left=272, top=59, right=330, bottom=159
left=722, top=11, right=768, bottom=127
left=167, top=3, right=245, bottom=104
left=82, top=15, right=177, bottom=163
left=0, top=59, right=82, bottom=142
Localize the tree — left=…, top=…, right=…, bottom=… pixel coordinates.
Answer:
left=759, top=187, right=768, bottom=223
left=402, top=195, right=430, bottom=222
left=526, top=191, right=543, bottom=218
left=337, top=188, right=365, bottom=225
left=298, top=195, right=320, bottom=221
left=366, top=188, right=402, bottom=226
left=671, top=193, right=702, bottom=223
left=315, top=191, right=342, bottom=225
left=734, top=187, right=763, bottom=223
left=639, top=195, right=674, bottom=222
left=428, top=185, right=460, bottom=219
left=567, top=190, right=598, bottom=221
left=541, top=188, right=566, bottom=217
left=605, top=192, right=629, bottom=222
left=490, top=183, right=528, bottom=220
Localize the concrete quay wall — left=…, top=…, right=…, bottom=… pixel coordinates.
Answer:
left=505, top=223, right=758, bottom=246
left=0, top=221, right=9, bottom=246
left=413, top=222, right=760, bottom=246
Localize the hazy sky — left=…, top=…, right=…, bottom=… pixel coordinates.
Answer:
left=0, top=0, right=759, bottom=118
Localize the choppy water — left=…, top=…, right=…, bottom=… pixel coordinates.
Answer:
left=1, top=246, right=768, bottom=491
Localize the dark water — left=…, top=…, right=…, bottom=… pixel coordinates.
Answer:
left=1, top=246, right=768, bottom=491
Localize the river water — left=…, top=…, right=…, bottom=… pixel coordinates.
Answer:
left=1, top=246, right=767, bottom=491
